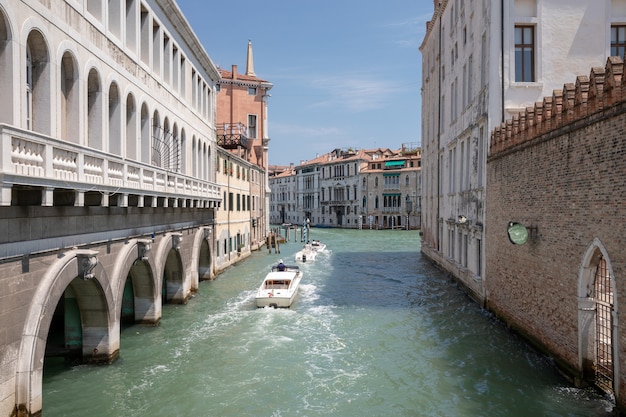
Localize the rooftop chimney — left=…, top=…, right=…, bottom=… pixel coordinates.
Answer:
left=246, top=40, right=256, bottom=76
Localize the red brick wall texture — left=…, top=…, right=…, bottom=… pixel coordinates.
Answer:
left=486, top=56, right=626, bottom=406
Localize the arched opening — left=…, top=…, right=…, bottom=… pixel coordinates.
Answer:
left=108, top=82, right=121, bottom=155
left=162, top=248, right=185, bottom=303
left=45, top=277, right=110, bottom=366
left=172, top=122, right=180, bottom=173
left=126, top=93, right=137, bottom=160
left=202, top=142, right=208, bottom=180
left=140, top=102, right=150, bottom=163
left=180, top=128, right=187, bottom=175
left=0, top=9, right=13, bottom=124
left=125, top=258, right=157, bottom=325
left=191, top=136, right=197, bottom=177
left=579, top=239, right=619, bottom=396
left=87, top=68, right=102, bottom=149
left=60, top=51, right=79, bottom=143
left=26, top=30, right=51, bottom=135
left=198, top=238, right=212, bottom=281
left=151, top=110, right=161, bottom=167
left=594, top=256, right=614, bottom=393
left=17, top=252, right=116, bottom=417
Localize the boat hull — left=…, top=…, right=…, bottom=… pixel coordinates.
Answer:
left=255, top=267, right=302, bottom=308
left=295, top=248, right=317, bottom=262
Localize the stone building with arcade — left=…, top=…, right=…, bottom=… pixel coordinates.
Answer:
left=0, top=1, right=270, bottom=416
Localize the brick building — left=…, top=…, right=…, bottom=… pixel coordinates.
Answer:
left=215, top=41, right=273, bottom=268
left=486, top=57, right=626, bottom=412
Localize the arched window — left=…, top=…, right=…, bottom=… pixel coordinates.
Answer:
left=60, top=52, right=79, bottom=143
left=191, top=136, right=197, bottom=177
left=140, top=102, right=150, bottom=163
left=108, top=82, right=121, bottom=155
left=375, top=196, right=379, bottom=209
left=180, top=128, right=187, bottom=175
left=151, top=110, right=161, bottom=167
left=126, top=93, right=137, bottom=160
left=26, top=30, right=51, bottom=135
left=87, top=68, right=102, bottom=149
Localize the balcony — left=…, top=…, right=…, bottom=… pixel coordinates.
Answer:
left=217, top=122, right=252, bottom=150
left=1, top=124, right=221, bottom=206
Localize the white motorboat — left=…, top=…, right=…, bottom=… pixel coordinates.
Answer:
left=310, top=240, right=327, bottom=252
left=255, top=262, right=303, bottom=308
left=295, top=244, right=317, bottom=262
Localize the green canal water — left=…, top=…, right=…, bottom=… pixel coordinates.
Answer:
left=43, top=228, right=614, bottom=416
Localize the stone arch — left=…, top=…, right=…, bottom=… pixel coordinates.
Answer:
left=15, top=250, right=116, bottom=417
left=154, top=233, right=188, bottom=304
left=111, top=239, right=160, bottom=325
left=126, top=92, right=137, bottom=160
left=60, top=49, right=80, bottom=143
left=0, top=5, right=15, bottom=124
left=108, top=81, right=121, bottom=155
left=172, top=122, right=179, bottom=173
left=87, top=67, right=102, bottom=149
left=180, top=127, right=187, bottom=175
left=140, top=101, right=150, bottom=164
left=26, top=29, right=51, bottom=135
left=578, top=237, right=620, bottom=395
left=191, top=227, right=213, bottom=287
left=192, top=135, right=197, bottom=177
left=202, top=141, right=208, bottom=180
left=152, top=109, right=161, bottom=166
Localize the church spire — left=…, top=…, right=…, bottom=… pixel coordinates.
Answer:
left=245, top=39, right=256, bottom=76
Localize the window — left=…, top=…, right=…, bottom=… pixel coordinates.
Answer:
left=248, top=87, right=257, bottom=95
left=611, top=25, right=626, bottom=58
left=247, top=114, right=257, bottom=138
left=515, top=25, right=535, bottom=82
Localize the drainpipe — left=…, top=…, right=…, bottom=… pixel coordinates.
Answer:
left=501, top=0, right=505, bottom=123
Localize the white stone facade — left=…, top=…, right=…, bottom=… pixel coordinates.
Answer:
left=0, top=1, right=224, bottom=415
left=419, top=0, right=625, bottom=301
left=0, top=0, right=221, bottom=211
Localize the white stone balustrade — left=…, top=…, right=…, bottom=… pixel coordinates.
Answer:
left=0, top=124, right=221, bottom=206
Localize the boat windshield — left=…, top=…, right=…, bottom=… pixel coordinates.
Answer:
left=264, top=280, right=291, bottom=289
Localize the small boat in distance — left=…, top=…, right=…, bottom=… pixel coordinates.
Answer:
left=255, top=261, right=303, bottom=308
left=310, top=240, right=327, bottom=252
left=295, top=244, right=317, bottom=262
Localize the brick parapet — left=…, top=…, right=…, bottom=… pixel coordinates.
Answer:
left=490, top=56, right=625, bottom=156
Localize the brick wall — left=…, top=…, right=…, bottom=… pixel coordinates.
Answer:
left=486, top=56, right=626, bottom=408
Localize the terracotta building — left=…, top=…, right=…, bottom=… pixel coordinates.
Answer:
left=214, top=41, right=273, bottom=268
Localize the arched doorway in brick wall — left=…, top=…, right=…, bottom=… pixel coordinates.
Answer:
left=578, top=238, right=620, bottom=396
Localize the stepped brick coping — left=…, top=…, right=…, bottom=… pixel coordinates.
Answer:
left=490, top=56, right=625, bottom=156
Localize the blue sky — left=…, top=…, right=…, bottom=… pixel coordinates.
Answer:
left=175, top=0, right=433, bottom=166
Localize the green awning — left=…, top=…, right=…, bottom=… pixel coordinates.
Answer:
left=384, top=160, right=405, bottom=167
left=382, top=193, right=402, bottom=196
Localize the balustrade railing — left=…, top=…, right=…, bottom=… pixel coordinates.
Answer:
left=1, top=124, right=221, bottom=205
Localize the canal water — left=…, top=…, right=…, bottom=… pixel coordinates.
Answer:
left=43, top=228, right=614, bottom=416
